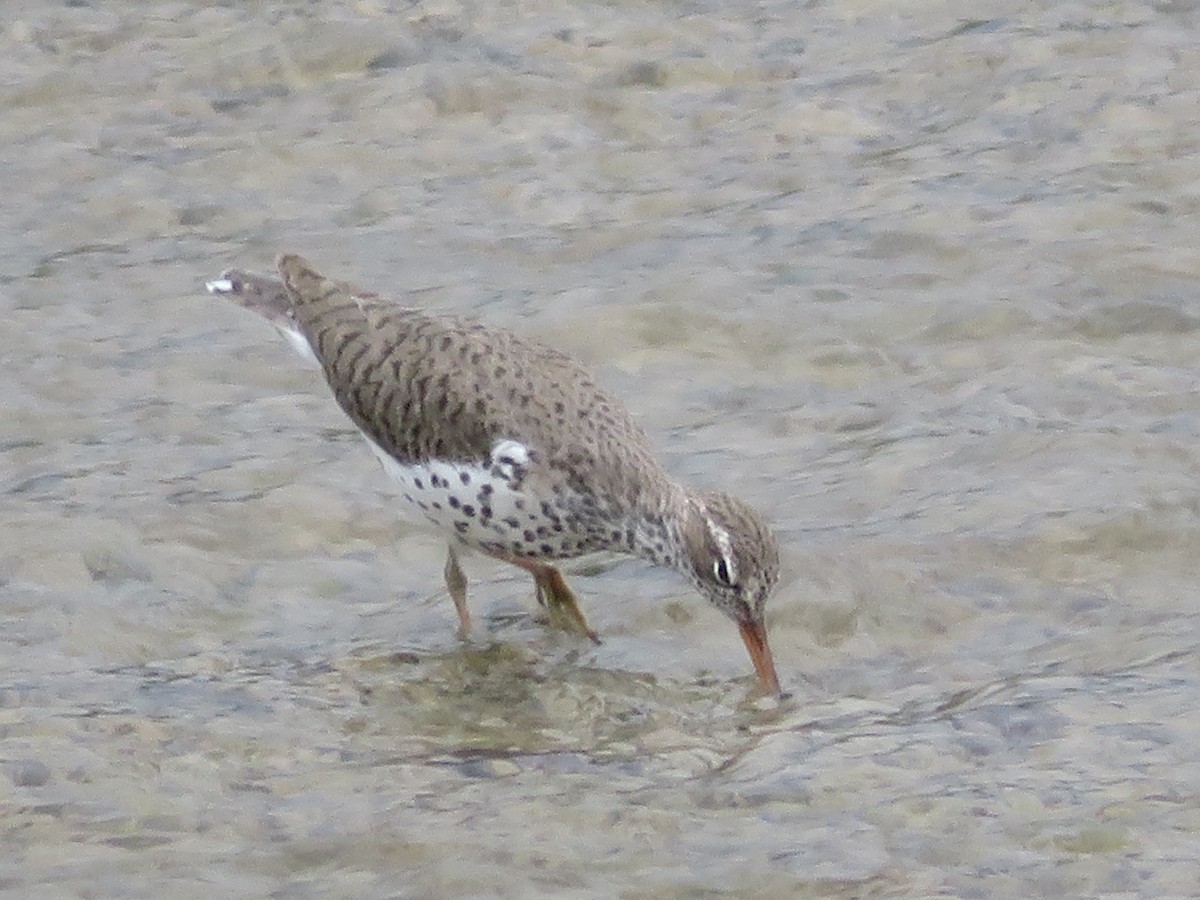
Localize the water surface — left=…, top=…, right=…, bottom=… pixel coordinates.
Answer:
left=2, top=0, right=1199, bottom=895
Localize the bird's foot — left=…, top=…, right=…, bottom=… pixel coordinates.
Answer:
left=532, top=566, right=601, bottom=645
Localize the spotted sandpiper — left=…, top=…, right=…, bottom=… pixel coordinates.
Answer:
left=207, top=255, right=782, bottom=693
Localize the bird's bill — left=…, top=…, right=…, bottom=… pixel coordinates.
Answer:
left=737, top=618, right=781, bottom=695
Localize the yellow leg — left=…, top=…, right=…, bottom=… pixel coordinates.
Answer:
left=444, top=545, right=471, bottom=638
left=499, top=555, right=601, bottom=644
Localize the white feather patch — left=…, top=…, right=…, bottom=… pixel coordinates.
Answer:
left=278, top=323, right=320, bottom=366
left=491, top=438, right=530, bottom=467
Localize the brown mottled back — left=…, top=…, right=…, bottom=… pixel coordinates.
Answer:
left=275, top=254, right=666, bottom=515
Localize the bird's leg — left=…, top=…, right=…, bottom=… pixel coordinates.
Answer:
left=535, top=566, right=601, bottom=645
left=497, top=555, right=601, bottom=644
left=443, top=545, right=471, bottom=638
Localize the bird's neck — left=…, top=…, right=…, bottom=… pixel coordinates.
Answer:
left=627, top=482, right=699, bottom=577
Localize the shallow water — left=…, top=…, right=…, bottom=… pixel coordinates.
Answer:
left=3, top=0, right=1200, bottom=895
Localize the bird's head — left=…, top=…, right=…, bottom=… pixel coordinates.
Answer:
left=679, top=490, right=781, bottom=694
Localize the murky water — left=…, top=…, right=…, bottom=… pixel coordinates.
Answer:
left=3, top=0, right=1200, bottom=895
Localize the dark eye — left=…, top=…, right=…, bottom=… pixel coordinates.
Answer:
left=713, top=557, right=736, bottom=587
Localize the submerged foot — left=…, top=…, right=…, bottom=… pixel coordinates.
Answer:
left=532, top=566, right=601, bottom=645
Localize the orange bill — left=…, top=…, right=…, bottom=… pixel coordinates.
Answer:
left=737, top=618, right=781, bottom=695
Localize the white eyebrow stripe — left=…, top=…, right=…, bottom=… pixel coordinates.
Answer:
left=704, top=512, right=737, bottom=581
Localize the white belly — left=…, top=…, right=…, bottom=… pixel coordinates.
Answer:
left=362, top=436, right=582, bottom=559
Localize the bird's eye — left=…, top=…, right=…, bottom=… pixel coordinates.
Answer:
left=713, top=557, right=737, bottom=587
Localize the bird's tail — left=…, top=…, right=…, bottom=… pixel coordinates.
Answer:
left=206, top=266, right=320, bottom=365
left=206, top=269, right=293, bottom=327
left=208, top=254, right=381, bottom=365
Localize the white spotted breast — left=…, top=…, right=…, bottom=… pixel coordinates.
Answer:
left=363, top=436, right=604, bottom=560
